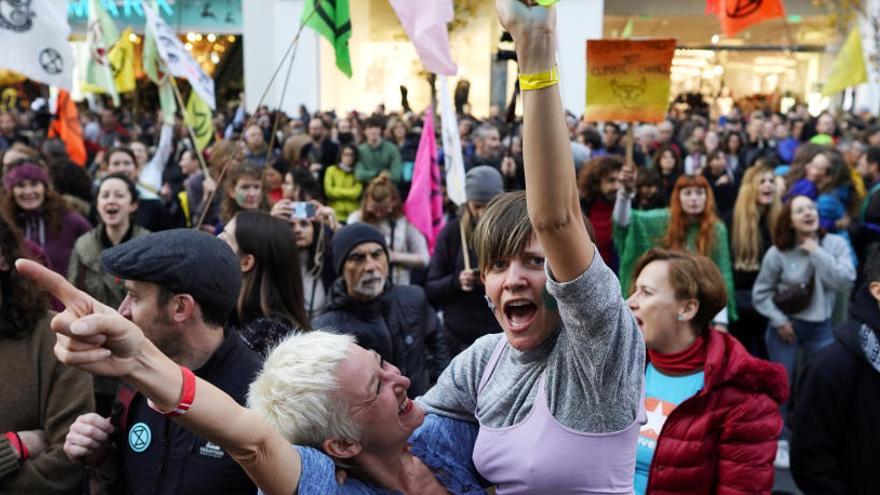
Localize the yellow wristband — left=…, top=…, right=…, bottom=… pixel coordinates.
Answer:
left=518, top=65, right=559, bottom=91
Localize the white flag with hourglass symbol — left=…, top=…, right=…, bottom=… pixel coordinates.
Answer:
left=0, top=0, right=74, bottom=89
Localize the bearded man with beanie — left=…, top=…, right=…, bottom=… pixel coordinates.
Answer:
left=313, top=223, right=449, bottom=396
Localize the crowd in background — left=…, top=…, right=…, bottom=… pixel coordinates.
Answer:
left=1, top=84, right=879, bottom=494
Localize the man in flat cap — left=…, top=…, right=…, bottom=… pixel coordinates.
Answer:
left=313, top=223, right=449, bottom=396
left=61, top=229, right=261, bottom=495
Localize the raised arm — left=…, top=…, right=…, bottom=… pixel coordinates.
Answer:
left=15, top=260, right=302, bottom=495
left=497, top=0, right=592, bottom=282
left=140, top=124, right=175, bottom=193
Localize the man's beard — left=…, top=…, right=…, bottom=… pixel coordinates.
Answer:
left=353, top=273, right=386, bottom=299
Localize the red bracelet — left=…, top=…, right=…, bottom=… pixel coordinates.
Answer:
left=4, top=431, right=27, bottom=462
left=147, top=366, right=196, bottom=417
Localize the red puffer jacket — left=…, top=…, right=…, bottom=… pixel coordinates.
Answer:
left=646, top=329, right=789, bottom=494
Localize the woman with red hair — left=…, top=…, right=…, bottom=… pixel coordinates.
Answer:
left=615, top=173, right=737, bottom=323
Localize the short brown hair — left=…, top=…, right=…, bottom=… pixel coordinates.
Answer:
left=631, top=248, right=727, bottom=333
left=474, top=191, right=595, bottom=274
left=773, top=195, right=825, bottom=251
left=473, top=191, right=533, bottom=274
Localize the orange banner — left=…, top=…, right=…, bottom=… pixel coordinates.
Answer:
left=707, top=0, right=785, bottom=37
left=48, top=90, right=87, bottom=167
left=585, top=39, right=676, bottom=123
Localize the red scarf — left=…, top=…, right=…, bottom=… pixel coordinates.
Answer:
left=648, top=335, right=707, bottom=375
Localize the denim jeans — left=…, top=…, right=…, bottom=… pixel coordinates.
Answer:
left=765, top=318, right=834, bottom=438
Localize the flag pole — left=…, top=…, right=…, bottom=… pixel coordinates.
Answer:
left=168, top=77, right=211, bottom=178
left=625, top=124, right=635, bottom=169
left=459, top=220, right=472, bottom=272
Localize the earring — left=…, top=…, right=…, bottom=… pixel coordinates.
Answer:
left=676, top=314, right=684, bottom=321
left=484, top=295, right=496, bottom=311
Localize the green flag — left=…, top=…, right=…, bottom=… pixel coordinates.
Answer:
left=185, top=91, right=214, bottom=152
left=83, top=0, right=120, bottom=105
left=302, top=0, right=352, bottom=78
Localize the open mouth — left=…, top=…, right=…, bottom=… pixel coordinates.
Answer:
left=504, top=299, right=538, bottom=333
left=104, top=206, right=120, bottom=215
left=398, top=397, right=413, bottom=416
left=634, top=316, right=644, bottom=329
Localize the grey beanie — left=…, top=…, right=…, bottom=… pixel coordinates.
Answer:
left=465, top=165, right=505, bottom=203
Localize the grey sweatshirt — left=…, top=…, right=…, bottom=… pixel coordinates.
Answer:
left=752, top=233, right=855, bottom=328
left=416, top=253, right=645, bottom=433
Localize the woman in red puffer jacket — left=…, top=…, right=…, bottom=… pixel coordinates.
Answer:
left=627, top=248, right=788, bottom=494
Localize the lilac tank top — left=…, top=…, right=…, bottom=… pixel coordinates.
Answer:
left=472, top=338, right=645, bottom=494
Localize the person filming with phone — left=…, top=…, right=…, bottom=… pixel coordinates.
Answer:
left=426, top=166, right=504, bottom=356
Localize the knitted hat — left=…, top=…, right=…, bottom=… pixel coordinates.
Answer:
left=465, top=165, right=504, bottom=203
left=3, top=162, right=50, bottom=191
left=331, top=223, right=388, bottom=275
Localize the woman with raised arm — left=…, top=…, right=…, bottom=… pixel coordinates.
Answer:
left=417, top=1, right=645, bottom=492
left=19, top=259, right=487, bottom=494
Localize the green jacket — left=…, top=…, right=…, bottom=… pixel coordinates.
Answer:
left=355, top=140, right=402, bottom=184
left=68, top=225, right=151, bottom=310
left=614, top=207, right=738, bottom=321
left=324, top=165, right=363, bottom=220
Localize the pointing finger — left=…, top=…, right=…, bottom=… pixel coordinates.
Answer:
left=16, top=259, right=93, bottom=312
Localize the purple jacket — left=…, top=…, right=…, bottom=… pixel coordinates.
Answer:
left=18, top=210, right=92, bottom=276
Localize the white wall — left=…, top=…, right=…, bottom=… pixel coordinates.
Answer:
left=242, top=0, right=319, bottom=114
left=556, top=0, right=604, bottom=116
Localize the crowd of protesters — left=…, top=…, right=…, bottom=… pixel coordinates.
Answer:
left=1, top=4, right=879, bottom=494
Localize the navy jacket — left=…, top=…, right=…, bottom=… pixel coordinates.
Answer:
left=791, top=285, right=880, bottom=495
left=314, top=279, right=450, bottom=397
left=106, top=329, right=262, bottom=495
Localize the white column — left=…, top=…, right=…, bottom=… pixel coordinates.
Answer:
left=855, top=0, right=880, bottom=113
left=556, top=0, right=604, bottom=116
left=242, top=0, right=320, bottom=114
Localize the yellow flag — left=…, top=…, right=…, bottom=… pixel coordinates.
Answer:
left=823, top=27, right=868, bottom=96
left=185, top=91, right=214, bottom=152
left=110, top=28, right=136, bottom=94
left=620, top=18, right=634, bottom=39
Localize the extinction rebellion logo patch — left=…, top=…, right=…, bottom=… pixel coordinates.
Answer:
left=129, top=422, right=151, bottom=453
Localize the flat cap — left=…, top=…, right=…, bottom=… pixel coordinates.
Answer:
left=101, top=229, right=241, bottom=313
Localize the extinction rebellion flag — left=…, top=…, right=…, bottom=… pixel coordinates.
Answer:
left=0, top=0, right=74, bottom=89
left=303, top=0, right=352, bottom=78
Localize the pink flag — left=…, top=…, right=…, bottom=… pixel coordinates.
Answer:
left=404, top=107, right=445, bottom=254
left=388, top=0, right=457, bottom=75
